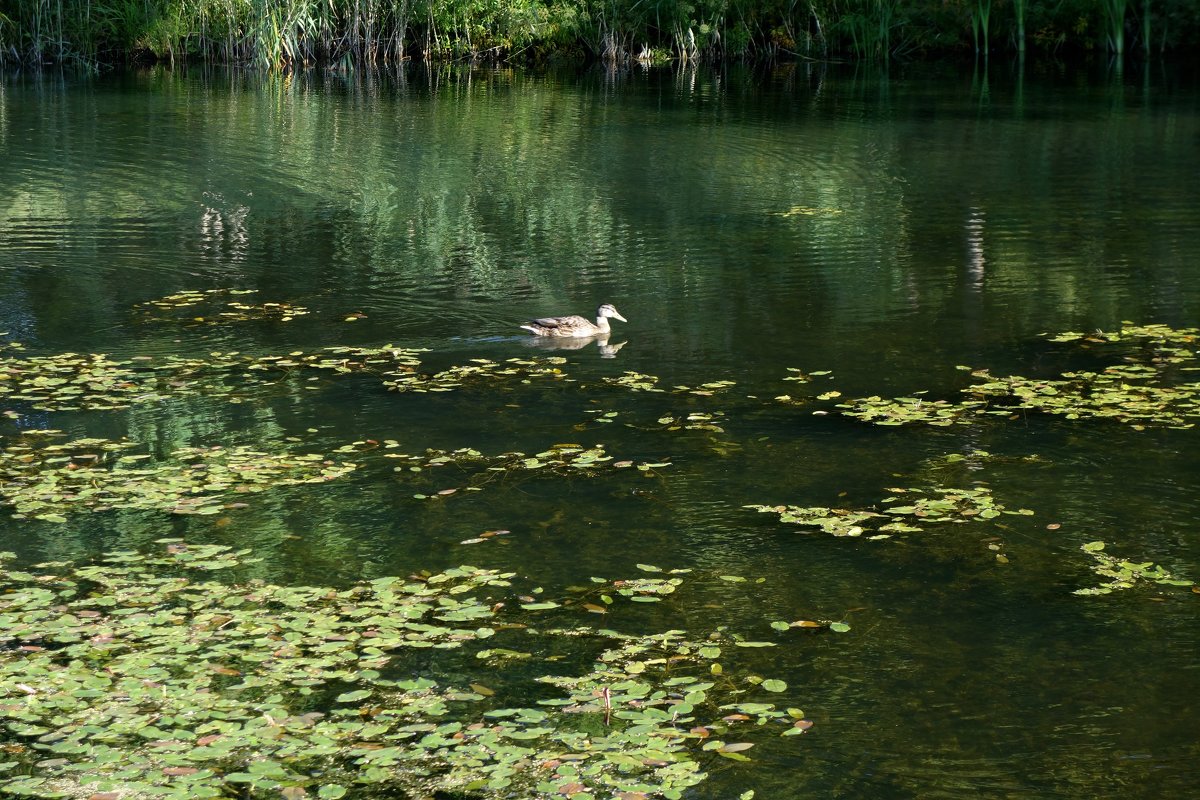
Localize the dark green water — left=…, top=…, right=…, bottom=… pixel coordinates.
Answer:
left=2, top=62, right=1200, bottom=797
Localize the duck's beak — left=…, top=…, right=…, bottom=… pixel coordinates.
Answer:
left=611, top=310, right=628, bottom=323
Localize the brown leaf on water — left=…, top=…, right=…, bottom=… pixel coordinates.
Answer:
left=1046, top=523, right=1062, bottom=530
left=197, top=734, right=223, bottom=746
left=792, top=620, right=822, bottom=628
left=163, top=767, right=199, bottom=776
left=89, top=794, right=121, bottom=800
left=689, top=726, right=710, bottom=738
left=557, top=783, right=586, bottom=795
left=793, top=719, right=815, bottom=730
left=582, top=603, right=608, bottom=614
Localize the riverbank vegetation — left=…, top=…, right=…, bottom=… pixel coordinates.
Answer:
left=1, top=0, right=1198, bottom=69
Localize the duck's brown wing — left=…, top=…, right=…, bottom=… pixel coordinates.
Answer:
left=531, top=314, right=589, bottom=330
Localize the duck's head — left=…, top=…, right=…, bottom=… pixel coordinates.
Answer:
left=598, top=303, right=628, bottom=323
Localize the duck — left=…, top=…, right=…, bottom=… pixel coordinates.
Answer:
left=519, top=303, right=628, bottom=338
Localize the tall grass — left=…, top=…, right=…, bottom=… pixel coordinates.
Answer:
left=1100, top=0, right=1127, bottom=54
left=1, top=0, right=1197, bottom=68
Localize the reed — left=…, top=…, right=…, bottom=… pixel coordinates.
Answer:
left=1012, top=0, right=1026, bottom=53
left=969, top=0, right=991, bottom=55
left=1100, top=0, right=1127, bottom=54
left=1, top=0, right=1197, bottom=68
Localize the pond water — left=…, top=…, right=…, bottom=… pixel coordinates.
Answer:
left=2, top=61, right=1200, bottom=797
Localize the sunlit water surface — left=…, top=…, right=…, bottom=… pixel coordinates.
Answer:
left=2, top=61, right=1200, bottom=797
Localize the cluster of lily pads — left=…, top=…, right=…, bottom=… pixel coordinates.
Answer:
left=0, top=433, right=359, bottom=521
left=826, top=323, right=1200, bottom=429
left=1, top=350, right=155, bottom=412
left=602, top=372, right=736, bottom=397
left=964, top=366, right=1200, bottom=428
left=0, top=543, right=810, bottom=799
left=654, top=411, right=726, bottom=433
left=835, top=393, right=989, bottom=427
left=781, top=369, right=833, bottom=385
left=384, top=357, right=570, bottom=394
left=1073, top=541, right=1196, bottom=596
left=768, top=206, right=844, bottom=218
left=0, top=429, right=677, bottom=521
left=1047, top=322, right=1198, bottom=353
left=773, top=370, right=841, bottom=408
left=134, top=289, right=310, bottom=324
left=0, top=342, right=426, bottom=412
left=387, top=443, right=673, bottom=499
left=746, top=484, right=1031, bottom=539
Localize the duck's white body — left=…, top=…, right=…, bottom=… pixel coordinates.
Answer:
left=520, top=303, right=628, bottom=338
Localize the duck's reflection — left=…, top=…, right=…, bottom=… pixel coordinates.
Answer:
left=522, top=335, right=628, bottom=359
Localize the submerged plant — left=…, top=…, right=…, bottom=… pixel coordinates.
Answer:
left=0, top=544, right=810, bottom=799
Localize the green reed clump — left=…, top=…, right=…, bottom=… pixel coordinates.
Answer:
left=3, top=0, right=1196, bottom=67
